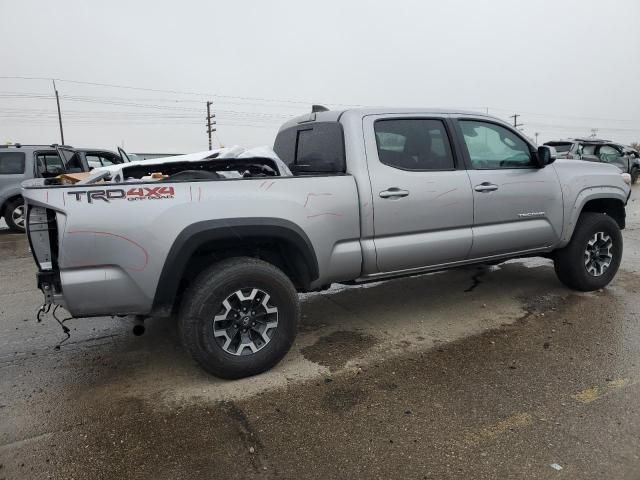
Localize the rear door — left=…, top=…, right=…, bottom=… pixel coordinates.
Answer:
left=364, top=115, right=474, bottom=272
left=578, top=143, right=599, bottom=162
left=455, top=118, right=563, bottom=258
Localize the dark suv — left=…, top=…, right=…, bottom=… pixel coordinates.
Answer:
left=545, top=139, right=640, bottom=183
left=0, top=145, right=127, bottom=232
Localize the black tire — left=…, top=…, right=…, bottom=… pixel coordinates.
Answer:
left=3, top=198, right=25, bottom=233
left=179, top=257, right=299, bottom=379
left=554, top=212, right=622, bottom=291
left=631, top=167, right=639, bottom=185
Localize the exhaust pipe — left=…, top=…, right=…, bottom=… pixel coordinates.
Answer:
left=132, top=315, right=146, bottom=336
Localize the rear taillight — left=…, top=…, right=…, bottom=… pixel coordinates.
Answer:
left=27, top=206, right=58, bottom=271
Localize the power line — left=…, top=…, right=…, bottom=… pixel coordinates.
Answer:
left=0, top=76, right=365, bottom=108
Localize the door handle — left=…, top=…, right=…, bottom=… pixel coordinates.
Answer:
left=379, top=188, right=410, bottom=199
left=474, top=182, right=498, bottom=193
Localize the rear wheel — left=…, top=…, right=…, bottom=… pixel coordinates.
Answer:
left=179, top=257, right=299, bottom=379
left=554, top=212, right=622, bottom=291
left=631, top=167, right=639, bottom=185
left=3, top=198, right=25, bottom=233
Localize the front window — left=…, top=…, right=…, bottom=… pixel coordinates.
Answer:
left=86, top=154, right=117, bottom=168
left=599, top=145, right=622, bottom=163
left=460, top=120, right=532, bottom=169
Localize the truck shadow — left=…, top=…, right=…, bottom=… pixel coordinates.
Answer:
left=45, top=258, right=570, bottom=404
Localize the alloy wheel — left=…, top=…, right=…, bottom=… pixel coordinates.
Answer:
left=212, top=288, right=279, bottom=355
left=12, top=204, right=25, bottom=229
left=584, top=231, right=613, bottom=277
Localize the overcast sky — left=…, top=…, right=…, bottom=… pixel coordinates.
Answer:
left=0, top=0, right=639, bottom=152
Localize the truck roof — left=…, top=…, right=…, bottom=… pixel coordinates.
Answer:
left=279, top=107, right=504, bottom=131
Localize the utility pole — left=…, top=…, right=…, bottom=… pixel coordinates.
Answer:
left=52, top=80, right=65, bottom=145
left=535, top=132, right=540, bottom=145
left=509, top=114, right=523, bottom=129
left=206, top=101, right=216, bottom=150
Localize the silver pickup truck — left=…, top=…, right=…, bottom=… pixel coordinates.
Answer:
left=22, top=108, right=632, bottom=378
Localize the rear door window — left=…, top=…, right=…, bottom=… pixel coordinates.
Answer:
left=374, top=119, right=455, bottom=170
left=36, top=152, right=65, bottom=177
left=0, top=152, right=26, bottom=174
left=545, top=142, right=572, bottom=153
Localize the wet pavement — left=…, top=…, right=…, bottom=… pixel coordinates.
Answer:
left=1, top=189, right=639, bottom=479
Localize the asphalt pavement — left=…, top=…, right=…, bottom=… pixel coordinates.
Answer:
left=1, top=187, right=639, bottom=479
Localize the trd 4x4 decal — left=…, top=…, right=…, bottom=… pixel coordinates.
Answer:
left=68, top=187, right=175, bottom=203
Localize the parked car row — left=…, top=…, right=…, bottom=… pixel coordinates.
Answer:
left=544, top=138, right=640, bottom=183
left=0, top=145, right=131, bottom=231
left=1, top=143, right=183, bottom=232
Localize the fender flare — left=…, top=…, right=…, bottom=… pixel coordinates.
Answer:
left=560, top=186, right=628, bottom=246
left=151, top=218, right=319, bottom=316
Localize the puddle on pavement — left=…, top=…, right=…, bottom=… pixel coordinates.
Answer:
left=301, top=330, right=378, bottom=371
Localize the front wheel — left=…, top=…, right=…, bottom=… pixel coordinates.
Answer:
left=554, top=212, right=622, bottom=291
left=3, top=198, right=26, bottom=233
left=179, top=257, right=299, bottom=379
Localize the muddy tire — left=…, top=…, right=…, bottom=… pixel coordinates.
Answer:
left=3, top=198, right=25, bottom=233
left=553, top=212, right=622, bottom=291
left=631, top=167, right=639, bottom=185
left=179, top=257, right=299, bottom=379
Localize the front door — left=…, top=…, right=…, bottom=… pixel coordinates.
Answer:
left=364, top=115, right=474, bottom=273
left=455, top=119, right=564, bottom=258
left=598, top=144, right=629, bottom=173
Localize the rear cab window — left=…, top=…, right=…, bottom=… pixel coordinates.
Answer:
left=0, top=152, right=26, bottom=174
left=274, top=122, right=345, bottom=174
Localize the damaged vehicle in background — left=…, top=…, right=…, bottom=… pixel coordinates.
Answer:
left=544, top=138, right=640, bottom=184
left=23, top=107, right=631, bottom=379
left=0, top=144, right=90, bottom=232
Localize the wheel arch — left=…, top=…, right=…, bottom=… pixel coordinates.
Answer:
left=560, top=189, right=627, bottom=247
left=0, top=193, right=23, bottom=217
left=151, top=218, right=319, bottom=317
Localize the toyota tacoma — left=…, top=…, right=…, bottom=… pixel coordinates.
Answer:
left=22, top=107, right=632, bottom=378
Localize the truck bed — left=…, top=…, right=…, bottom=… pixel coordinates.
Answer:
left=23, top=175, right=362, bottom=316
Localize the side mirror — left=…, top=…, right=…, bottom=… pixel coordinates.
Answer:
left=535, top=145, right=556, bottom=168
